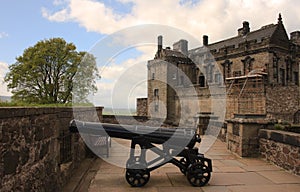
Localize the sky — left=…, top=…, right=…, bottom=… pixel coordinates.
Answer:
left=1, top=0, right=300, bottom=109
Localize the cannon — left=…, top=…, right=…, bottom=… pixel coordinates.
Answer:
left=69, top=120, right=212, bottom=187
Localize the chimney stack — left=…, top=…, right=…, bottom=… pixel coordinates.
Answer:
left=173, top=39, right=188, bottom=56
left=158, top=35, right=163, bottom=51
left=238, top=21, right=250, bottom=36
left=203, top=35, right=208, bottom=46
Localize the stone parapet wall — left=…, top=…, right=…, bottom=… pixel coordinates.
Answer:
left=226, top=117, right=274, bottom=157
left=259, top=129, right=300, bottom=175
left=0, top=107, right=103, bottom=192
left=102, top=115, right=165, bottom=127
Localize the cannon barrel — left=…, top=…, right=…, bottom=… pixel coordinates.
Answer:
left=69, top=119, right=200, bottom=146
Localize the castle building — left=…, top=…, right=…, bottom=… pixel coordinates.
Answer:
left=145, top=14, right=300, bottom=125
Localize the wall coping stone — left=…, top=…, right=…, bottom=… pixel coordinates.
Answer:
left=259, top=129, right=300, bottom=147
left=226, top=117, right=276, bottom=124
left=0, top=106, right=103, bottom=119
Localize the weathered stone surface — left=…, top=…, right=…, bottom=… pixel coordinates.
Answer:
left=1, top=107, right=103, bottom=192
left=259, top=129, right=300, bottom=175
left=270, top=131, right=284, bottom=142
left=3, top=150, right=19, bottom=175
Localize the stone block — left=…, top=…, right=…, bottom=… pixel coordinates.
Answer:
left=270, top=131, right=284, bottom=142
left=3, top=150, right=19, bottom=175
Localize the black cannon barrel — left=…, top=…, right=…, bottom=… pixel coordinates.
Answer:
left=69, top=119, right=197, bottom=145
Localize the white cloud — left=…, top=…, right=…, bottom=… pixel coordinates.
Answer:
left=42, top=0, right=300, bottom=42
left=0, top=32, right=8, bottom=39
left=0, top=62, right=11, bottom=96
left=94, top=52, right=149, bottom=108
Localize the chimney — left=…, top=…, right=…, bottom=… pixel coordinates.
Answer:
left=238, top=21, right=250, bottom=36
left=243, top=21, right=250, bottom=34
left=158, top=35, right=163, bottom=52
left=203, top=35, right=208, bottom=46
left=173, top=39, right=188, bottom=56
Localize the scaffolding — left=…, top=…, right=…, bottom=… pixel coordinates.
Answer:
left=226, top=73, right=267, bottom=115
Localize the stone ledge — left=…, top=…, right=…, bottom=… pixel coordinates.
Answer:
left=259, top=129, right=300, bottom=147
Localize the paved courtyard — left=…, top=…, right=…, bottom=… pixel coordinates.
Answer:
left=65, top=136, right=300, bottom=192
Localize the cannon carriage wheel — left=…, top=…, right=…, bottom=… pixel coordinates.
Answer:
left=125, top=168, right=150, bottom=187
left=125, top=156, right=150, bottom=187
left=186, top=162, right=211, bottom=187
left=179, top=158, right=188, bottom=175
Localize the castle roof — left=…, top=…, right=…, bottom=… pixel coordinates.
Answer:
left=207, top=24, right=278, bottom=52
left=163, top=49, right=187, bottom=58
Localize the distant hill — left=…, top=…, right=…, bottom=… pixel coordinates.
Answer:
left=0, top=96, right=11, bottom=102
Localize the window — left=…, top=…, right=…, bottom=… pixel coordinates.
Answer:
left=206, top=64, right=214, bottom=83
left=215, top=73, right=221, bottom=84
left=154, top=89, right=159, bottom=97
left=233, top=71, right=242, bottom=77
left=221, top=60, right=232, bottom=79
left=199, top=74, right=205, bottom=87
left=152, top=73, right=155, bottom=80
left=242, top=56, right=254, bottom=75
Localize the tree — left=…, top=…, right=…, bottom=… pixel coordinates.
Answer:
left=5, top=38, right=99, bottom=104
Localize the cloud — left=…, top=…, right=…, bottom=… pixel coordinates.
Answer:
left=0, top=62, right=11, bottom=96
left=0, top=32, right=8, bottom=39
left=42, top=0, right=300, bottom=42
left=93, top=52, right=149, bottom=108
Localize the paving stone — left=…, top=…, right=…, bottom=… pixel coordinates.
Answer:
left=97, top=167, right=125, bottom=174
left=209, top=172, right=273, bottom=186
left=242, top=165, right=282, bottom=172
left=146, top=174, right=173, bottom=187
left=257, top=171, right=300, bottom=184
left=158, top=186, right=203, bottom=192
left=220, top=160, right=247, bottom=167
left=89, top=186, right=159, bottom=192
left=92, top=173, right=127, bottom=188
left=237, top=158, right=271, bottom=166
left=228, top=184, right=300, bottom=192
left=216, top=166, right=246, bottom=173
left=202, top=186, right=231, bottom=192
left=166, top=173, right=191, bottom=187
left=63, top=138, right=300, bottom=192
left=211, top=160, right=226, bottom=167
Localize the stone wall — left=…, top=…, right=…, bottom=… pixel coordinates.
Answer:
left=226, top=116, right=274, bottom=157
left=266, top=85, right=299, bottom=122
left=259, top=129, right=300, bottom=175
left=136, top=98, right=148, bottom=116
left=102, top=115, right=165, bottom=127
left=0, top=107, right=103, bottom=192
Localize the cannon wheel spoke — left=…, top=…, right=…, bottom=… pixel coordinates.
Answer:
left=125, top=169, right=150, bottom=187
left=186, top=162, right=211, bottom=187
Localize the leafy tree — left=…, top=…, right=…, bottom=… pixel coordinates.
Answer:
left=5, top=38, right=99, bottom=104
